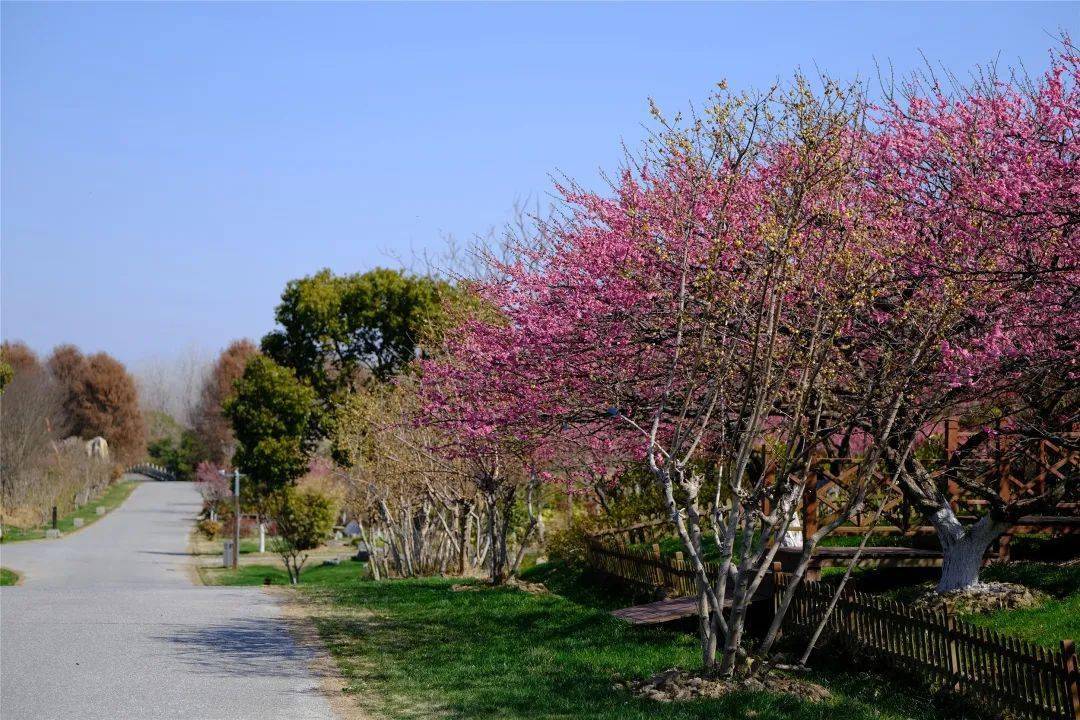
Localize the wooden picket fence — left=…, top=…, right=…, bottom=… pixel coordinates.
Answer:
left=587, top=516, right=670, bottom=544
left=585, top=536, right=703, bottom=596
left=776, top=573, right=1080, bottom=720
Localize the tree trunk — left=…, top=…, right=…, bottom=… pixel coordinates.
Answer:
left=930, top=506, right=1006, bottom=592
left=457, top=501, right=469, bottom=575
left=486, top=494, right=504, bottom=585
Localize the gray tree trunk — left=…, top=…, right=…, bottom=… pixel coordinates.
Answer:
left=929, top=506, right=1006, bottom=592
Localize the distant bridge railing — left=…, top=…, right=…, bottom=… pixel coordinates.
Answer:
left=127, top=463, right=177, bottom=482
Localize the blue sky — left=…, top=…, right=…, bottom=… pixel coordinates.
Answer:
left=3, top=1, right=1077, bottom=366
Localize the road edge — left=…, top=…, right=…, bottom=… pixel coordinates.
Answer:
left=267, top=586, right=373, bottom=720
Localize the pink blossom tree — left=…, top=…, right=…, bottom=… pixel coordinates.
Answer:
left=423, top=77, right=905, bottom=673
left=863, top=46, right=1079, bottom=591
left=420, top=46, right=1076, bottom=676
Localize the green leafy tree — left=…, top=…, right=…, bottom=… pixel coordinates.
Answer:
left=261, top=267, right=451, bottom=404
left=147, top=430, right=209, bottom=482
left=266, top=487, right=336, bottom=584
left=223, top=356, right=318, bottom=500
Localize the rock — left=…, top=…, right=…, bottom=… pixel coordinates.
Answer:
left=46, top=529, right=61, bottom=539
left=623, top=667, right=830, bottom=704
left=96, top=506, right=106, bottom=516
left=85, top=436, right=110, bottom=462
left=911, top=581, right=1047, bottom=615
left=73, top=517, right=85, bottom=528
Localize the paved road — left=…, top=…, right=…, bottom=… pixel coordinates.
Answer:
left=0, top=481, right=335, bottom=720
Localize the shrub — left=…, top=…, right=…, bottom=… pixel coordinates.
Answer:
left=266, top=487, right=335, bottom=584
left=196, top=518, right=223, bottom=539
left=546, top=522, right=593, bottom=563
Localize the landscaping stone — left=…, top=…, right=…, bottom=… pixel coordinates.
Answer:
left=45, top=529, right=61, bottom=539
left=618, top=667, right=831, bottom=704
left=96, top=506, right=106, bottom=516
left=73, top=517, right=85, bottom=528
left=910, top=581, right=1047, bottom=614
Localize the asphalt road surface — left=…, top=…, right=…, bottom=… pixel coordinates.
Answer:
left=0, top=480, right=335, bottom=720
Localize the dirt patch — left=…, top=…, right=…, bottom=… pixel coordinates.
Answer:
left=451, top=577, right=549, bottom=595
left=506, top=577, right=549, bottom=595
left=185, top=528, right=205, bottom=585
left=910, top=581, right=1047, bottom=614
left=451, top=583, right=481, bottom=592
left=617, top=668, right=831, bottom=704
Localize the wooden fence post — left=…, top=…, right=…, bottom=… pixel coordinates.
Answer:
left=771, top=561, right=784, bottom=636
left=1062, top=639, right=1080, bottom=720
left=946, top=614, right=962, bottom=693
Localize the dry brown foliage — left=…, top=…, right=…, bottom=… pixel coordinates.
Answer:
left=46, top=346, right=146, bottom=463
left=192, top=339, right=259, bottom=464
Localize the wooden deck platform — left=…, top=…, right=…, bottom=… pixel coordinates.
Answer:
left=611, top=584, right=773, bottom=626
left=612, top=596, right=702, bottom=625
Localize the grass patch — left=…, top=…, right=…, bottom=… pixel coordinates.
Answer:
left=198, top=560, right=365, bottom=586
left=981, top=561, right=1080, bottom=598
left=0, top=567, right=19, bottom=586
left=963, top=594, right=1080, bottom=648
left=858, top=561, right=1080, bottom=647
left=192, top=537, right=267, bottom=556
left=257, top=560, right=945, bottom=720
left=0, top=481, right=139, bottom=543
left=960, top=562, right=1080, bottom=647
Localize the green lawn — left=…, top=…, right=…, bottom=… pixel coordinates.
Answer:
left=198, top=560, right=362, bottom=586
left=194, top=537, right=269, bottom=557
left=961, top=562, right=1080, bottom=647
left=0, top=567, right=19, bottom=586
left=0, top=481, right=139, bottom=543
left=213, top=560, right=944, bottom=720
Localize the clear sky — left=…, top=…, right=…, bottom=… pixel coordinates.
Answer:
left=2, top=1, right=1077, bottom=367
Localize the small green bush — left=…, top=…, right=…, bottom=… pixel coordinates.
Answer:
left=267, top=487, right=336, bottom=584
